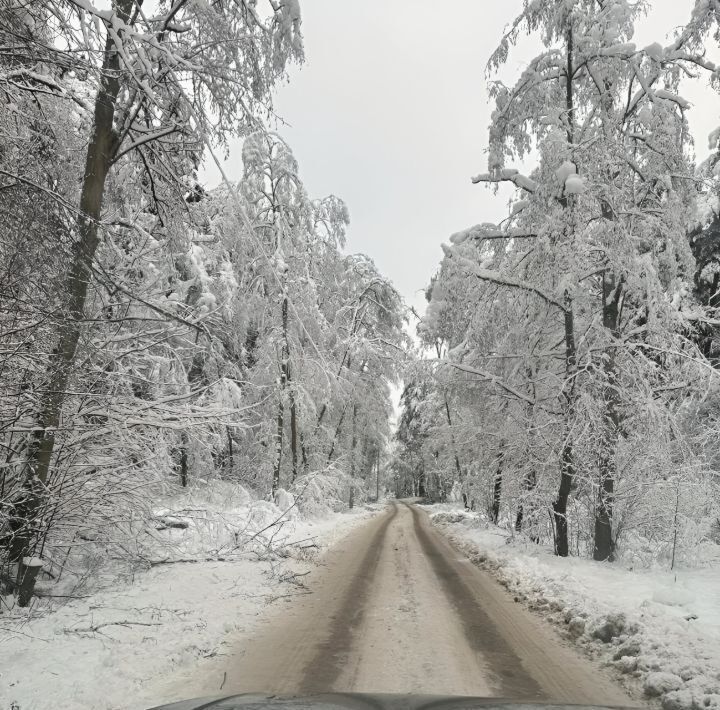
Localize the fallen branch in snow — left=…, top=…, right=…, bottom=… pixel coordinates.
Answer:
left=64, top=620, right=161, bottom=635
left=282, top=535, right=321, bottom=548
left=146, top=556, right=233, bottom=566
left=263, top=590, right=313, bottom=602
left=277, top=570, right=311, bottom=587
left=0, top=626, right=51, bottom=643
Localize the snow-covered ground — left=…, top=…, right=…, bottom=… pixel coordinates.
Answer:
left=423, top=504, right=720, bottom=710
left=1, top=482, right=381, bottom=710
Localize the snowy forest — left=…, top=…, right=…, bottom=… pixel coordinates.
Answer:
left=394, top=1, right=720, bottom=566
left=2, top=0, right=720, bottom=621
left=0, top=0, right=407, bottom=608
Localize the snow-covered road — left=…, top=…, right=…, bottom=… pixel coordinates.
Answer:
left=171, top=501, right=634, bottom=705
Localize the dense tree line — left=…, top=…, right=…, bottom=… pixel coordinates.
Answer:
left=395, top=0, right=720, bottom=565
left=0, top=0, right=405, bottom=605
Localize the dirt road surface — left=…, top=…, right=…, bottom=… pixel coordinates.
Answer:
left=194, top=502, right=634, bottom=703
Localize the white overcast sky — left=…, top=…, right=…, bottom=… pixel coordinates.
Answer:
left=204, top=1, right=719, bottom=316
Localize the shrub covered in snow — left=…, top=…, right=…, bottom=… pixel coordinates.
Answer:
left=292, top=469, right=357, bottom=519
left=431, top=511, right=473, bottom=525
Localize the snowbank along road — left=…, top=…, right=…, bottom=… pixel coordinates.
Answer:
left=184, top=502, right=635, bottom=704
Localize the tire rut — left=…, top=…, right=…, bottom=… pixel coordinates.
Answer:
left=406, top=503, right=542, bottom=699
left=297, top=503, right=399, bottom=693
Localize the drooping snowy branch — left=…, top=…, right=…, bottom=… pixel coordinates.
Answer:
left=449, top=224, right=538, bottom=245
left=445, top=362, right=535, bottom=405
left=441, top=244, right=567, bottom=312
left=471, top=168, right=538, bottom=193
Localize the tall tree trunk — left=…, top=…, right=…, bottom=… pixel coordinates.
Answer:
left=434, top=342, right=464, bottom=483
left=272, top=399, right=284, bottom=495
left=348, top=402, right=358, bottom=509
left=491, top=441, right=504, bottom=524
left=289, top=386, right=299, bottom=483
left=515, top=470, right=537, bottom=534
left=375, top=449, right=380, bottom=502
left=277, top=287, right=302, bottom=483
left=553, top=440, right=574, bottom=557
left=7, top=4, right=133, bottom=584
left=226, top=428, right=234, bottom=476
left=174, top=349, right=205, bottom=489
left=179, top=434, right=188, bottom=488
left=300, top=431, right=309, bottom=474
left=553, top=291, right=577, bottom=557
left=443, top=395, right=464, bottom=481
left=326, top=404, right=347, bottom=464
left=516, top=370, right=537, bottom=536
left=594, top=273, right=622, bottom=562
left=552, top=23, right=578, bottom=559
left=272, top=295, right=290, bottom=495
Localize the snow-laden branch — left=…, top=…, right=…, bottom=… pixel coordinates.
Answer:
left=111, top=125, right=183, bottom=163
left=445, top=362, right=535, bottom=405
left=664, top=49, right=717, bottom=73
left=0, top=169, right=82, bottom=216
left=91, top=260, right=210, bottom=336
left=471, top=168, right=538, bottom=193
left=1, top=69, right=91, bottom=111
left=652, top=89, right=691, bottom=110
left=626, top=57, right=691, bottom=118
left=449, top=223, right=537, bottom=245
left=441, top=245, right=567, bottom=312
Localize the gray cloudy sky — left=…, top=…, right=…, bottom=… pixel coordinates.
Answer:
left=206, top=1, right=718, bottom=315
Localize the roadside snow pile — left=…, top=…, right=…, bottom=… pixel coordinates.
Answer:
left=424, top=504, right=720, bottom=710
left=0, top=481, right=380, bottom=710
left=427, top=503, right=484, bottom=526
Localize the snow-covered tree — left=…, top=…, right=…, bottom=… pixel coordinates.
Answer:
left=414, top=0, right=717, bottom=563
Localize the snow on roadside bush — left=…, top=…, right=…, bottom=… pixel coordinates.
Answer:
left=4, top=473, right=369, bottom=617
left=0, top=480, right=305, bottom=610
left=425, top=505, right=720, bottom=710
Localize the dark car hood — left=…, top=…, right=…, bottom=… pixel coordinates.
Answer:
left=147, top=692, right=635, bottom=710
